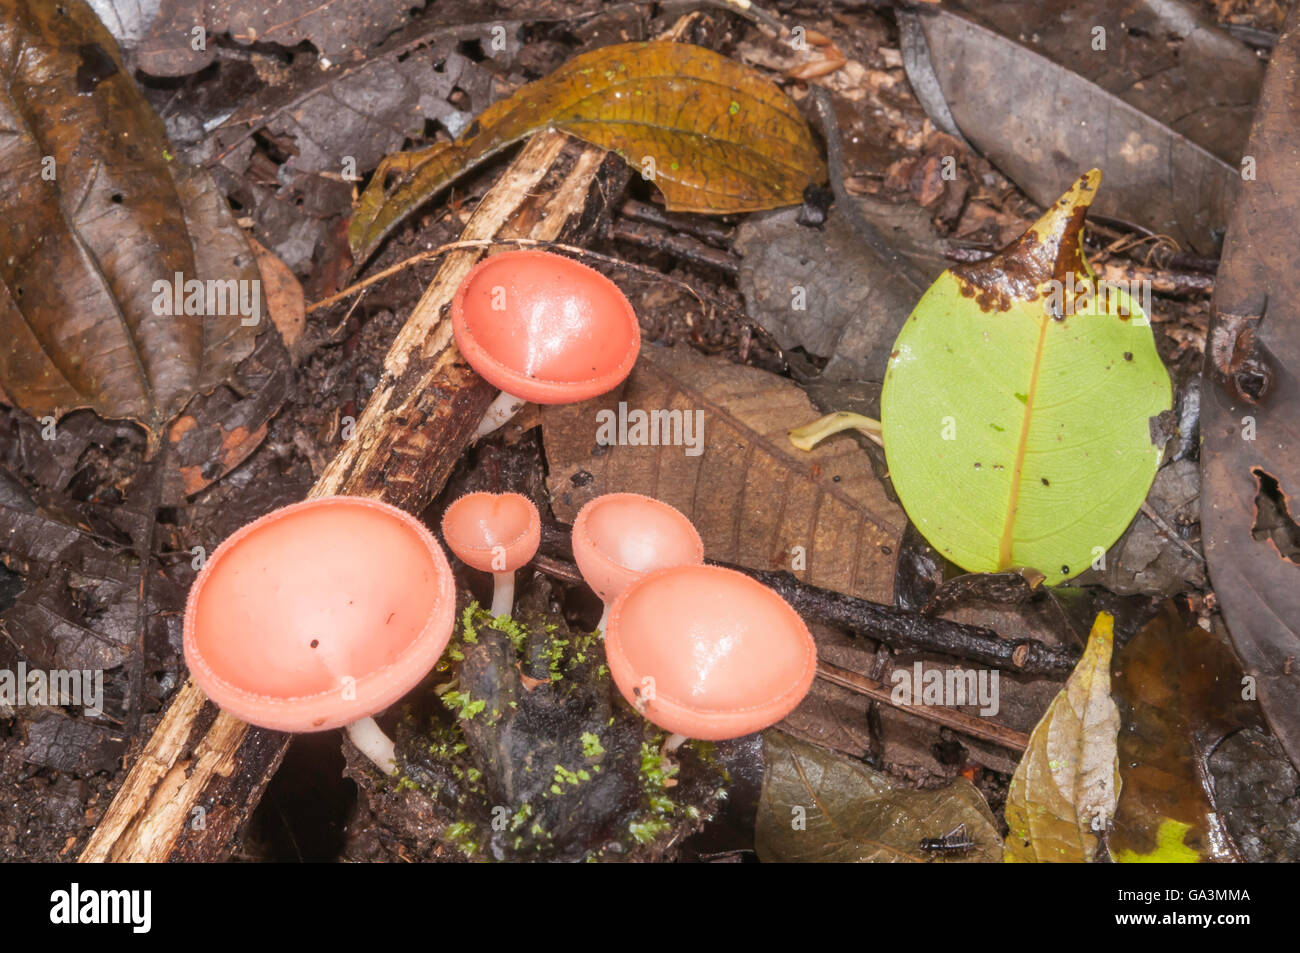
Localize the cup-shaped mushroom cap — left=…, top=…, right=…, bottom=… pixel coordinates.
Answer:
left=605, top=565, right=817, bottom=740
left=441, top=492, right=541, bottom=573
left=451, top=250, right=640, bottom=404
left=571, top=493, right=704, bottom=603
left=184, top=497, right=456, bottom=733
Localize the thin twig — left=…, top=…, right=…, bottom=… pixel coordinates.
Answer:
left=815, top=661, right=1030, bottom=753
left=306, top=237, right=746, bottom=323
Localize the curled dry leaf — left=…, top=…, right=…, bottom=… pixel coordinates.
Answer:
left=0, top=0, right=259, bottom=440
left=1004, top=612, right=1121, bottom=863
left=756, top=732, right=1001, bottom=863
left=879, top=170, right=1172, bottom=585
left=350, top=42, right=826, bottom=262
left=541, top=344, right=904, bottom=604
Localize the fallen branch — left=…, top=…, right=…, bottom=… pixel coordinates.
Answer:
left=536, top=527, right=1079, bottom=676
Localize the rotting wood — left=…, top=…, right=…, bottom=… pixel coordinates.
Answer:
left=79, top=133, right=623, bottom=863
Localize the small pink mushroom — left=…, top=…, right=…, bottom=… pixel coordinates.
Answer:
left=451, top=250, right=641, bottom=436
left=571, top=492, right=704, bottom=635
left=605, top=564, right=817, bottom=751
left=441, top=492, right=541, bottom=617
left=184, top=496, right=457, bottom=775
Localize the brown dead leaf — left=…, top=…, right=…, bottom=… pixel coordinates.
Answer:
left=0, top=0, right=259, bottom=439
left=541, top=345, right=904, bottom=603
left=249, top=238, right=305, bottom=360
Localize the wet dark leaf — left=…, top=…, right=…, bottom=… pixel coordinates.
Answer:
left=0, top=0, right=260, bottom=438
left=1110, top=602, right=1263, bottom=862
left=734, top=198, right=946, bottom=386
left=1200, top=6, right=1300, bottom=773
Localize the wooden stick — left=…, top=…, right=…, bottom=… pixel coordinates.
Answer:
left=815, top=661, right=1031, bottom=753
left=79, top=133, right=617, bottom=862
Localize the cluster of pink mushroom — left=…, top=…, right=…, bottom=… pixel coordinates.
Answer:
left=182, top=250, right=817, bottom=778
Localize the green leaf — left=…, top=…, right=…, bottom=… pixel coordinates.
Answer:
left=1003, top=612, right=1121, bottom=863
left=879, top=170, right=1172, bottom=584
left=349, top=42, right=826, bottom=262
left=756, top=732, right=1001, bottom=863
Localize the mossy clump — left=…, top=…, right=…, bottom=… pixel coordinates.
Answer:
left=361, top=578, right=733, bottom=861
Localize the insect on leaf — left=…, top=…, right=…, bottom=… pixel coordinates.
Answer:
left=756, top=732, right=1001, bottom=863
left=350, top=42, right=826, bottom=262
left=879, top=169, right=1172, bottom=585
left=1003, top=611, right=1121, bottom=863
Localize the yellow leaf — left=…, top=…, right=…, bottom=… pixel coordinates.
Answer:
left=1003, top=612, right=1121, bottom=862
left=349, top=42, right=826, bottom=262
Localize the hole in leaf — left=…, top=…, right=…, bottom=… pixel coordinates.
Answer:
left=1250, top=469, right=1300, bottom=565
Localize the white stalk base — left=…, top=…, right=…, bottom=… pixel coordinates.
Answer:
left=662, top=733, right=688, bottom=754
left=476, top=391, right=527, bottom=438
left=596, top=604, right=609, bottom=639
left=347, top=716, right=397, bottom=775
left=491, top=571, right=515, bottom=617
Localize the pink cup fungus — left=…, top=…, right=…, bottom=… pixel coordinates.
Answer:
left=450, top=249, right=641, bottom=436
left=440, top=492, right=541, bottom=617
left=184, top=496, right=457, bottom=776
left=605, top=564, right=817, bottom=750
left=571, top=492, right=704, bottom=635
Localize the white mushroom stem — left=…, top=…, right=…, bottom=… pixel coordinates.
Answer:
left=490, top=570, right=516, bottom=617
left=476, top=391, right=528, bottom=438
left=346, top=716, right=397, bottom=776
left=662, top=733, right=688, bottom=753
left=320, top=652, right=397, bottom=775
left=595, top=604, right=610, bottom=639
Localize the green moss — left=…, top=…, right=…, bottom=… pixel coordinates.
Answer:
left=629, top=818, right=673, bottom=844
left=580, top=733, right=605, bottom=759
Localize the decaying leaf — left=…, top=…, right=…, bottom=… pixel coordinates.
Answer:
left=542, top=344, right=904, bottom=604
left=0, top=0, right=260, bottom=439
left=734, top=199, right=947, bottom=385
left=899, top=4, right=1238, bottom=255
left=350, top=42, right=826, bottom=262
left=879, top=170, right=1172, bottom=585
left=1004, top=612, right=1121, bottom=862
left=249, top=239, right=305, bottom=359
left=942, top=0, right=1264, bottom=167
left=103, top=0, right=418, bottom=77
left=1200, top=5, right=1300, bottom=774
left=1110, top=602, right=1263, bottom=862
left=756, top=732, right=1000, bottom=862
